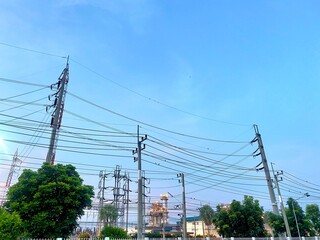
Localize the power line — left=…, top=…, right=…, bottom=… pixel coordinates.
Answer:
left=69, top=58, right=251, bottom=127
left=0, top=77, right=49, bottom=87
left=0, top=41, right=67, bottom=59
left=67, top=91, right=251, bottom=143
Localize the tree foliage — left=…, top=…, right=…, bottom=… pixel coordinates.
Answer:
left=100, top=226, right=129, bottom=238
left=4, top=163, right=94, bottom=238
left=199, top=204, right=215, bottom=236
left=265, top=199, right=318, bottom=237
left=100, top=204, right=118, bottom=226
left=306, top=204, right=320, bottom=235
left=0, top=208, right=23, bottom=239
left=264, top=211, right=285, bottom=236
left=214, top=196, right=267, bottom=237
left=287, top=198, right=313, bottom=237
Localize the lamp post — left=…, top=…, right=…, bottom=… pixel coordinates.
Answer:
left=292, top=193, right=310, bottom=240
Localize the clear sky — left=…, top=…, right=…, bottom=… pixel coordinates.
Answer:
left=0, top=0, right=319, bottom=225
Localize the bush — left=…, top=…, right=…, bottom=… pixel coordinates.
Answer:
left=100, top=225, right=129, bottom=238
left=79, top=232, right=91, bottom=238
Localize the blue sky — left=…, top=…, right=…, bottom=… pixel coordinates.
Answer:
left=0, top=0, right=319, bottom=224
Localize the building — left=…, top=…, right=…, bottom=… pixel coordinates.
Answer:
left=149, top=194, right=169, bottom=228
left=186, top=216, right=219, bottom=237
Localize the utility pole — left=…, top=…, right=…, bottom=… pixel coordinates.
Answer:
left=271, top=163, right=291, bottom=238
left=253, top=124, right=279, bottom=215
left=193, top=216, right=197, bottom=240
left=132, top=125, right=147, bottom=240
left=142, top=170, right=150, bottom=233
left=46, top=58, right=69, bottom=164
left=178, top=173, right=187, bottom=240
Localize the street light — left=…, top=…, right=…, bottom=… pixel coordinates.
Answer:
left=292, top=193, right=310, bottom=240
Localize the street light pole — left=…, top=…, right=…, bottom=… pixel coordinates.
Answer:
left=292, top=193, right=310, bottom=240
left=292, top=201, right=301, bottom=240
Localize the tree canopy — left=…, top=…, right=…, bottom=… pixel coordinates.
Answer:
left=214, top=196, right=266, bottom=237
left=306, top=204, right=320, bottom=235
left=264, top=211, right=285, bottom=236
left=199, top=204, right=215, bottom=236
left=265, top=198, right=318, bottom=237
left=100, top=204, right=118, bottom=226
left=4, top=163, right=94, bottom=238
left=287, top=198, right=313, bottom=237
left=0, top=208, right=23, bottom=239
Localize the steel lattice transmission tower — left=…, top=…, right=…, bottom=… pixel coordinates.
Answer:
left=0, top=150, right=21, bottom=206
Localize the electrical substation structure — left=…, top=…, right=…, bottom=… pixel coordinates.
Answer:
left=113, top=165, right=130, bottom=228
left=97, top=166, right=131, bottom=231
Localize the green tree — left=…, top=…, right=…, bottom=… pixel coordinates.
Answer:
left=100, top=204, right=118, bottom=226
left=306, top=204, right=320, bottom=235
left=264, top=211, right=285, bottom=236
left=100, top=225, right=129, bottom=238
left=199, top=204, right=215, bottom=236
left=4, top=163, right=94, bottom=238
left=0, top=208, right=23, bottom=239
left=287, top=198, right=313, bottom=236
left=214, top=196, right=267, bottom=237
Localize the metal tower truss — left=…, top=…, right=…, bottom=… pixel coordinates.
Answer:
left=0, top=150, right=21, bottom=206
left=113, top=165, right=127, bottom=228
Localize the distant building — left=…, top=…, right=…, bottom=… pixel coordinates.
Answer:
left=149, top=194, right=169, bottom=227
left=186, top=216, right=219, bottom=237
left=219, top=203, right=230, bottom=210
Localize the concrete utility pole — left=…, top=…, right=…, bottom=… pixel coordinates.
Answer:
left=253, top=124, right=280, bottom=215
left=133, top=126, right=147, bottom=240
left=271, top=163, right=291, bottom=238
left=178, top=173, right=187, bottom=240
left=46, top=59, right=69, bottom=164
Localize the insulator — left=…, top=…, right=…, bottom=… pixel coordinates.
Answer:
left=50, top=117, right=54, bottom=127
left=255, top=162, right=263, bottom=168
left=50, top=81, right=59, bottom=90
